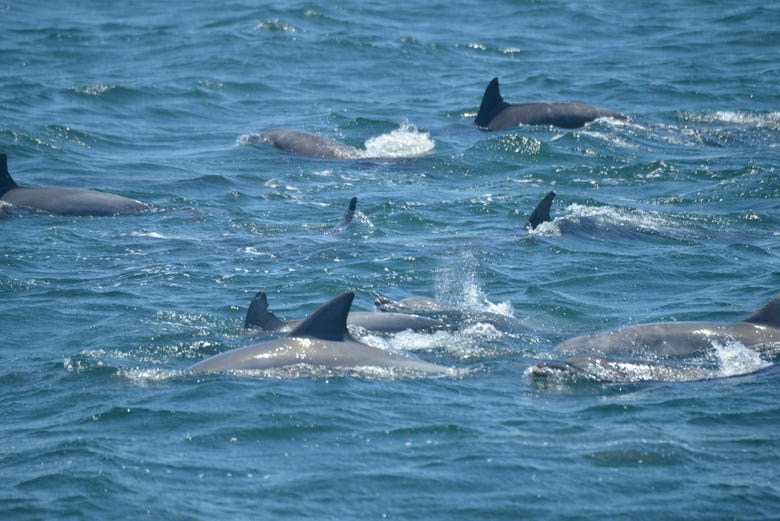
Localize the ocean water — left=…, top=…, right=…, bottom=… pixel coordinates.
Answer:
left=2, top=1, right=779, bottom=519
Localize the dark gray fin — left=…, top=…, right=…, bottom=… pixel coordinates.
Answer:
left=0, top=154, right=19, bottom=197
left=287, top=291, right=354, bottom=341
left=525, top=191, right=556, bottom=230
left=474, top=77, right=511, bottom=129
left=244, top=292, right=286, bottom=330
left=342, top=196, right=357, bottom=226
left=741, top=294, right=780, bottom=328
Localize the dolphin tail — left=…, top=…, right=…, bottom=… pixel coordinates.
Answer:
left=0, top=154, right=19, bottom=196
left=742, top=293, right=780, bottom=328
left=525, top=191, right=556, bottom=230
left=287, top=291, right=354, bottom=341
left=244, top=292, right=287, bottom=330
left=474, top=77, right=510, bottom=129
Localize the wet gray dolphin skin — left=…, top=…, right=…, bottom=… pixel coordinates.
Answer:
left=374, top=295, right=533, bottom=335
left=532, top=294, right=780, bottom=381
left=0, top=154, right=148, bottom=216
left=191, top=291, right=451, bottom=374
left=259, top=129, right=361, bottom=159
left=474, top=77, right=624, bottom=130
left=244, top=291, right=451, bottom=335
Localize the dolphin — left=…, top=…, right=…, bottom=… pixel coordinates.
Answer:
left=326, top=196, right=358, bottom=234
left=374, top=294, right=534, bottom=335
left=243, top=291, right=452, bottom=335
left=257, top=129, right=361, bottom=159
left=525, top=191, right=556, bottom=230
left=0, top=154, right=148, bottom=216
left=474, top=77, right=625, bottom=130
left=190, top=291, right=452, bottom=375
left=530, top=294, right=780, bottom=382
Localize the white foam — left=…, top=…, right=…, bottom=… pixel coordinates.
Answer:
left=360, top=122, right=435, bottom=158
left=711, top=339, right=771, bottom=378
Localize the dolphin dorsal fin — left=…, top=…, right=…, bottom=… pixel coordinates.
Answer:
left=244, top=292, right=286, bottom=331
left=742, top=294, right=780, bottom=328
left=0, top=154, right=19, bottom=196
left=287, top=291, right=354, bottom=341
left=475, top=77, right=510, bottom=129
left=525, top=191, right=556, bottom=230
left=337, top=196, right=357, bottom=229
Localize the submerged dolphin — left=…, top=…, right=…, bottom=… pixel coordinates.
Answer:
left=244, top=291, right=452, bottom=335
left=474, top=77, right=624, bottom=130
left=0, top=154, right=148, bottom=216
left=258, top=129, right=361, bottom=159
left=190, top=291, right=452, bottom=375
left=374, top=295, right=534, bottom=335
left=531, top=294, right=780, bottom=382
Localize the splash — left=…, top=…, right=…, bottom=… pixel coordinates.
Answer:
left=711, top=339, right=770, bottom=378
left=434, top=253, right=515, bottom=317
left=360, top=122, right=435, bottom=158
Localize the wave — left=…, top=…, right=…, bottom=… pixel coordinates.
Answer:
left=680, top=110, right=780, bottom=130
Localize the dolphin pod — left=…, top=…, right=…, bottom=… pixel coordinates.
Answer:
left=474, top=77, right=625, bottom=130
left=0, top=154, right=148, bottom=216
left=190, top=291, right=452, bottom=375
left=530, top=294, right=780, bottom=383
left=243, top=291, right=453, bottom=335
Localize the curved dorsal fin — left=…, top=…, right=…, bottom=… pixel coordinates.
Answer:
left=742, top=294, right=780, bottom=328
left=0, top=154, right=19, bottom=196
left=474, top=77, right=511, bottom=128
left=342, top=196, right=357, bottom=226
left=244, top=292, right=286, bottom=331
left=336, top=196, right=357, bottom=230
left=287, top=291, right=354, bottom=341
left=525, top=191, right=556, bottom=230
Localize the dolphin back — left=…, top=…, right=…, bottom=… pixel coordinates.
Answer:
left=742, top=294, right=780, bottom=328
left=287, top=291, right=354, bottom=341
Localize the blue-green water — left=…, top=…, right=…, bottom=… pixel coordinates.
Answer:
left=2, top=1, right=779, bottom=519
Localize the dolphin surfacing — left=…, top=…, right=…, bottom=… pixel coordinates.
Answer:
left=0, top=154, right=148, bottom=216
left=374, top=294, right=534, bottom=335
left=474, top=77, right=624, bottom=130
left=192, top=291, right=452, bottom=375
left=258, top=129, right=361, bottom=159
left=243, top=291, right=452, bottom=335
left=530, top=294, right=780, bottom=382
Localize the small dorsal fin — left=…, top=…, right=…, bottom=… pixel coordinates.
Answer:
left=244, top=292, right=286, bottom=330
left=0, top=154, right=19, bottom=196
left=287, top=291, right=354, bottom=341
left=338, top=196, right=357, bottom=228
left=525, top=191, right=556, bottom=230
left=474, top=77, right=511, bottom=129
left=742, top=294, right=780, bottom=328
